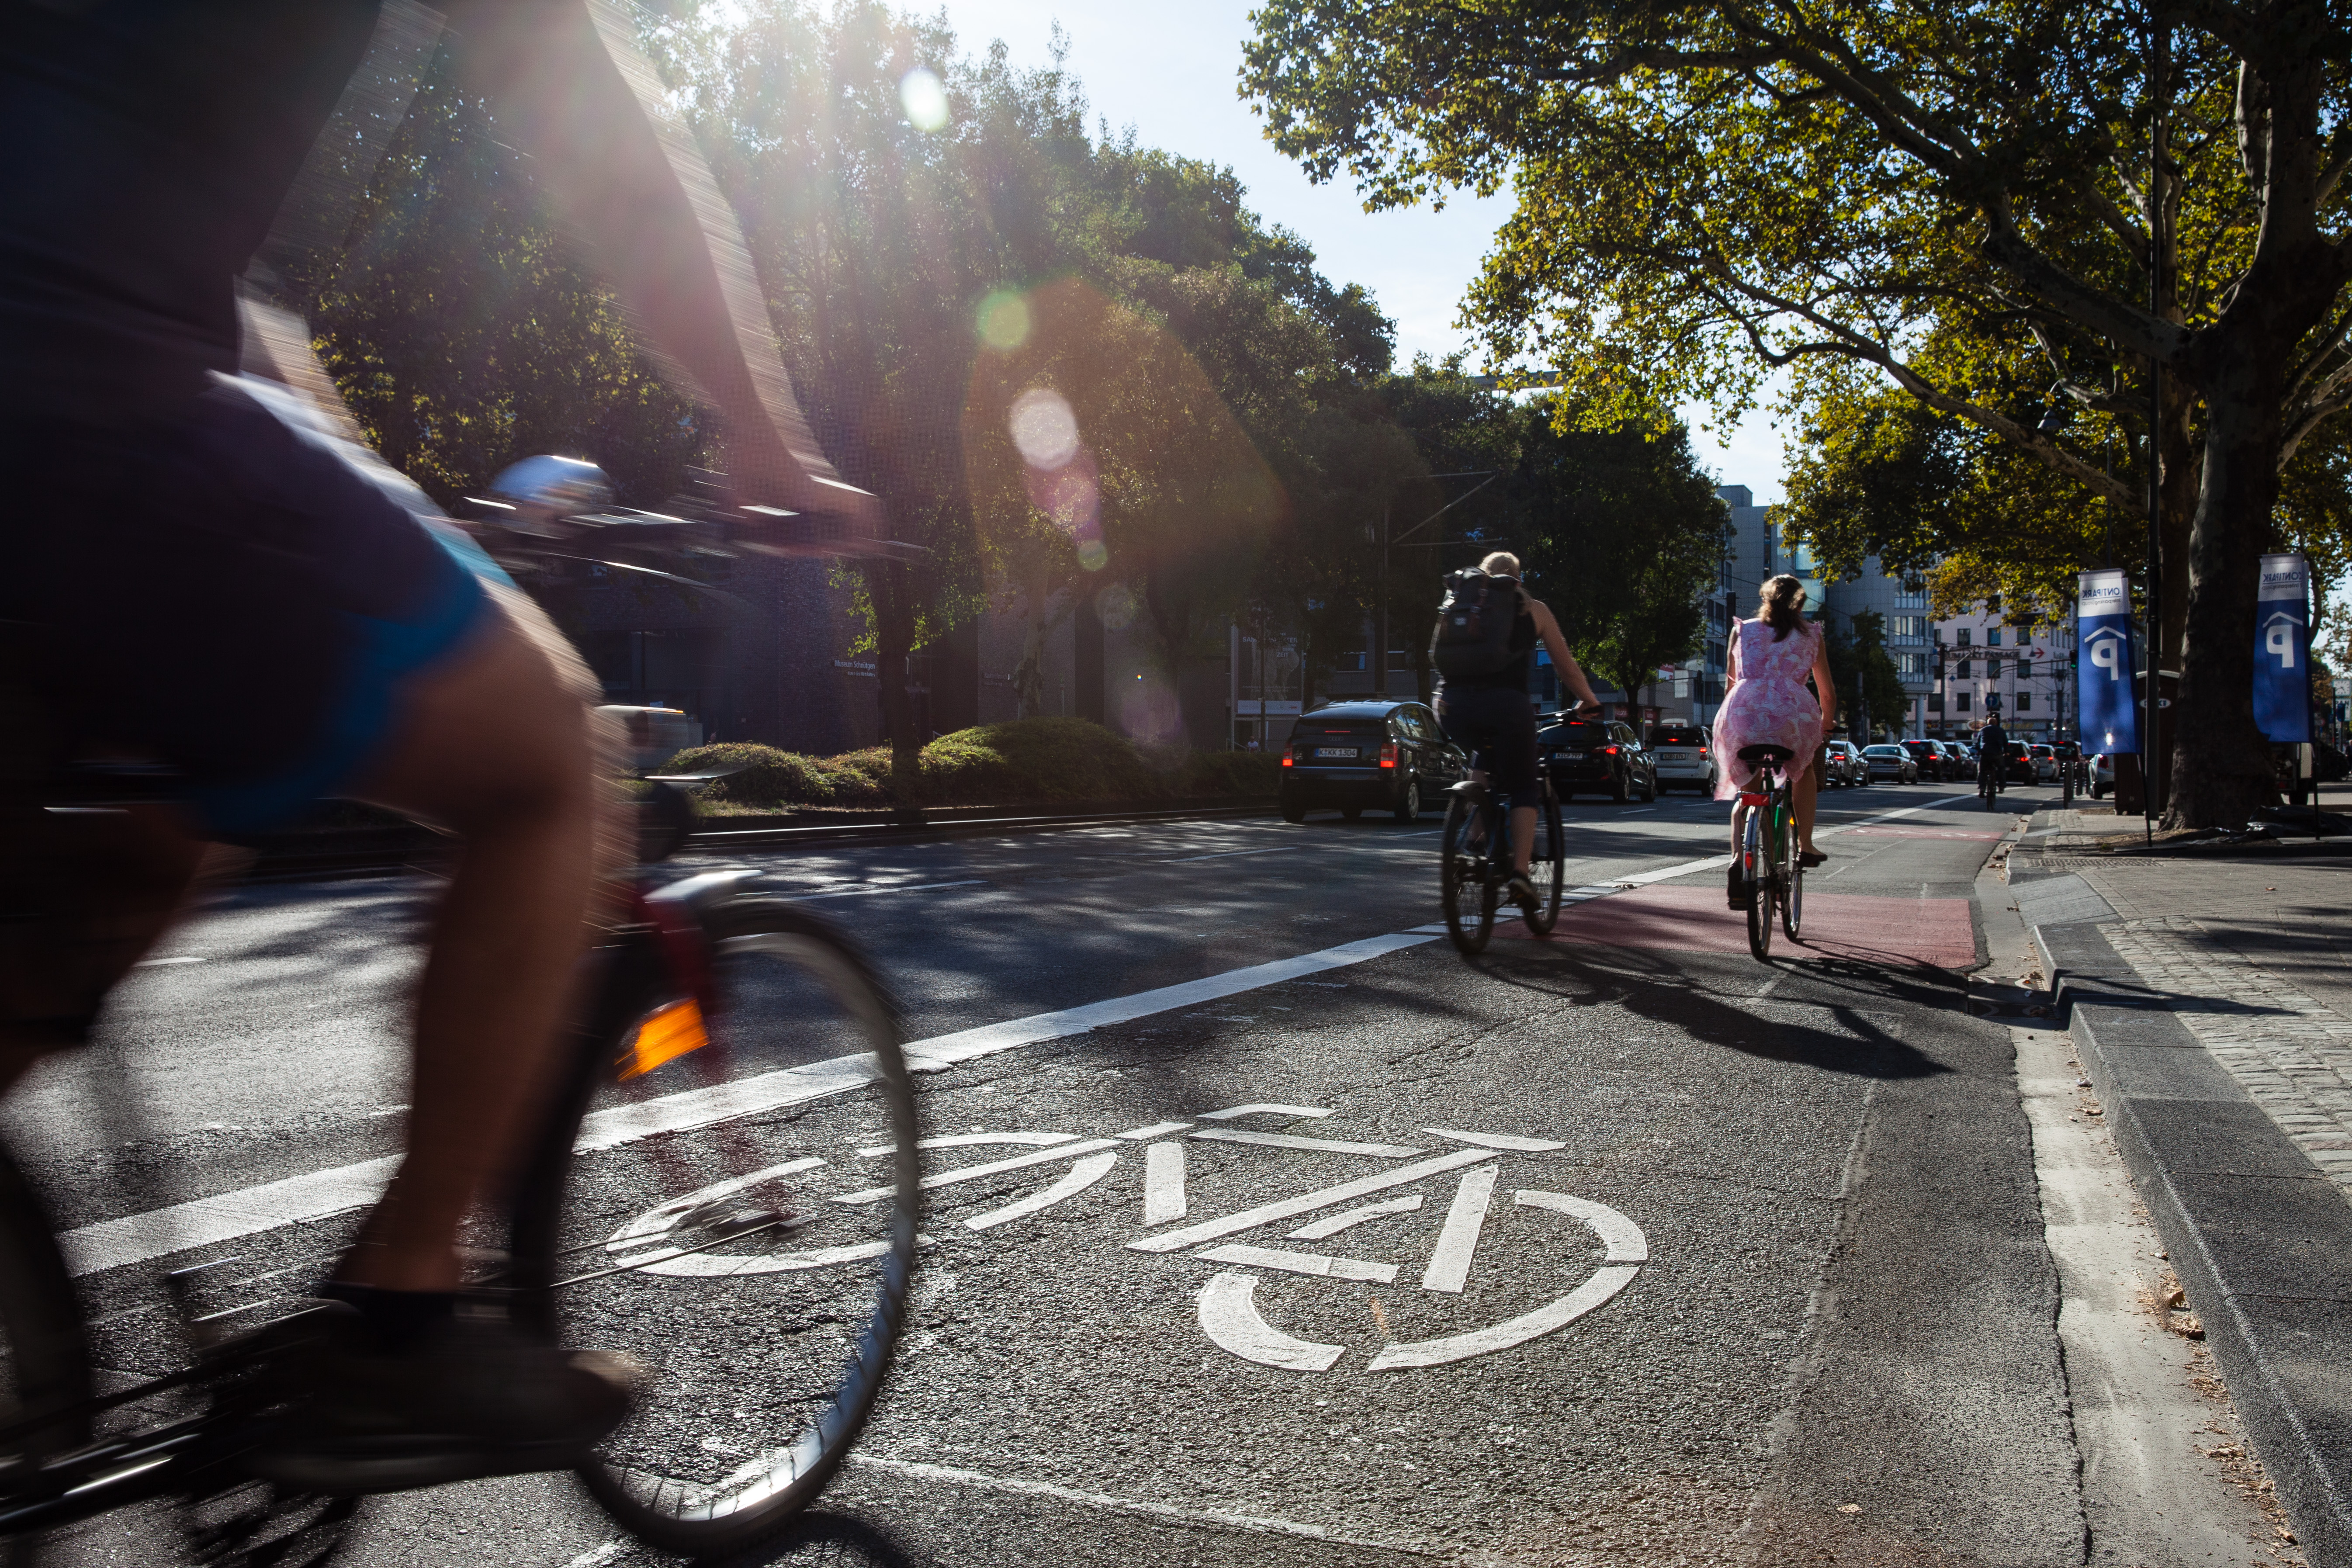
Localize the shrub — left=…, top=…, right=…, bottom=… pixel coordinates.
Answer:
left=661, top=743, right=834, bottom=806
left=919, top=718, right=1162, bottom=805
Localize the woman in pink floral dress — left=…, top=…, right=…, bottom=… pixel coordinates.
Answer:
left=1711, top=575, right=1839, bottom=907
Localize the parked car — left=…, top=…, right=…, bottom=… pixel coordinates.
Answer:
left=1539, top=717, right=1657, bottom=802
left=1823, top=739, right=1867, bottom=787
left=2027, top=743, right=2058, bottom=782
left=1861, top=744, right=1919, bottom=784
left=1281, top=700, right=1466, bottom=823
left=2318, top=740, right=2349, bottom=783
left=1644, top=722, right=1718, bottom=794
left=2050, top=741, right=2082, bottom=789
left=2088, top=752, right=2115, bottom=797
left=1999, top=740, right=2038, bottom=784
left=1898, top=739, right=1947, bottom=780
left=1936, top=741, right=1976, bottom=779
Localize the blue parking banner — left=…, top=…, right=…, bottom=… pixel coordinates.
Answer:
left=2076, top=568, right=2137, bottom=754
left=2255, top=552, right=2311, bottom=742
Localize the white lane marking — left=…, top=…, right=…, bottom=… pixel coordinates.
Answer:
left=963, top=1152, right=1118, bottom=1231
left=832, top=1139, right=1119, bottom=1206
left=1288, top=1194, right=1423, bottom=1240
left=1143, top=1142, right=1187, bottom=1226
left=1188, top=1128, right=1424, bottom=1159
left=847, top=1455, right=1453, bottom=1557
left=1129, top=1146, right=1496, bottom=1254
left=1596, top=795, right=1981, bottom=889
left=1517, top=1188, right=1649, bottom=1262
left=1366, top=1264, right=1642, bottom=1371
left=1198, top=1103, right=1332, bottom=1121
left=1751, top=971, right=1786, bottom=1002
left=780, top=879, right=986, bottom=901
left=1418, top=1164, right=1499, bottom=1294
left=1619, top=807, right=1657, bottom=813
left=59, top=933, right=1437, bottom=1276
left=564, top=1542, right=628, bottom=1568
left=1424, top=1128, right=1566, bottom=1153
left=134, top=955, right=205, bottom=967
left=1195, top=1243, right=1398, bottom=1284
left=1196, top=1271, right=1345, bottom=1373
left=901, top=933, right=1434, bottom=1071
left=1117, top=1120, right=1193, bottom=1141
left=858, top=1132, right=1074, bottom=1156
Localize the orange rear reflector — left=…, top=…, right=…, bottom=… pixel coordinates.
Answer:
left=621, top=998, right=708, bottom=1080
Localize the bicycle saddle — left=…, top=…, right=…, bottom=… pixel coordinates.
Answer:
left=1736, top=744, right=1795, bottom=764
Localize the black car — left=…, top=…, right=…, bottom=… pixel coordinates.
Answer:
left=1281, top=700, right=1466, bottom=822
left=1538, top=717, right=1657, bottom=802
left=1898, top=739, right=1946, bottom=779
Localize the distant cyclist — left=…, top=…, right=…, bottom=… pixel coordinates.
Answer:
left=1, top=0, right=876, bottom=1491
left=1431, top=552, right=1600, bottom=911
left=1978, top=714, right=2011, bottom=800
left=1710, top=576, right=1838, bottom=907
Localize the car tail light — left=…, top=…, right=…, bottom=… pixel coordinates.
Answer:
left=1379, top=741, right=1398, bottom=768
left=1281, top=753, right=1292, bottom=767
left=1602, top=745, right=1620, bottom=755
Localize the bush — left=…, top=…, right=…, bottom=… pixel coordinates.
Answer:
left=662, top=720, right=1274, bottom=811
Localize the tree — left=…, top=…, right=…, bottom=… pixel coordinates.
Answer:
left=1824, top=611, right=1907, bottom=742
left=1244, top=0, right=2352, bottom=827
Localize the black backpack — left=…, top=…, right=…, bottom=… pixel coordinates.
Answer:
left=1429, top=569, right=1522, bottom=680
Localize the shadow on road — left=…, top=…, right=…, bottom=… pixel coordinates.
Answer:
left=1469, top=943, right=1958, bottom=1081
left=711, top=1508, right=924, bottom=1568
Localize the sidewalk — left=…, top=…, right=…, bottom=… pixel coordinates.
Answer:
left=2007, top=797, right=2352, bottom=1566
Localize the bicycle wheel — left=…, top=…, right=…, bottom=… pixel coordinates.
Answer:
left=1743, top=803, right=1773, bottom=960
left=508, top=897, right=919, bottom=1560
left=1440, top=795, right=1499, bottom=955
left=0, top=1142, right=92, bottom=1567
left=1780, top=797, right=1804, bottom=941
left=1523, top=786, right=1566, bottom=935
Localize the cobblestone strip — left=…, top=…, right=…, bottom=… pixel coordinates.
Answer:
left=2104, top=917, right=2352, bottom=1200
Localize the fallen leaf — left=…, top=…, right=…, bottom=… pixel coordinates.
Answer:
left=1837, top=1504, right=1862, bottom=1515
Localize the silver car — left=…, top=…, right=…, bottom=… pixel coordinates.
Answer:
left=1645, top=722, right=1718, bottom=794
left=1861, top=744, right=1919, bottom=783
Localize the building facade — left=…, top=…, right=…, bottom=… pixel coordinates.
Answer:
left=1925, top=602, right=2075, bottom=741
left=1821, top=561, right=1935, bottom=739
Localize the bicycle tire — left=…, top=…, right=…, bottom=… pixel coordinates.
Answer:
left=1780, top=796, right=1804, bottom=942
left=508, top=897, right=919, bottom=1560
left=1523, top=787, right=1566, bottom=936
left=1439, top=796, right=1498, bottom=955
left=1743, top=806, right=1772, bottom=960
left=0, top=1141, right=93, bottom=1567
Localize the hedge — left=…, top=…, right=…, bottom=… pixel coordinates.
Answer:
left=662, top=718, right=1280, bottom=811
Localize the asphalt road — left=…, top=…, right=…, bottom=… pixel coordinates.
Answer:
left=5, top=777, right=2196, bottom=1566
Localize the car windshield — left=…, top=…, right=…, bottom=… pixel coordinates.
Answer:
left=1864, top=746, right=1902, bottom=756
left=1538, top=722, right=1608, bottom=746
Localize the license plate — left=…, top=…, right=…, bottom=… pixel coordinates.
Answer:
left=1560, top=751, right=1586, bottom=760
left=1659, top=751, right=1691, bottom=761
left=1313, top=747, right=1357, bottom=759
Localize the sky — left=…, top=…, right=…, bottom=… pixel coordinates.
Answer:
left=919, top=0, right=1791, bottom=503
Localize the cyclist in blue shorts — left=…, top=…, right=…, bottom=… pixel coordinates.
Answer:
left=0, top=0, right=878, bottom=1490
left=1434, top=552, right=1601, bottom=909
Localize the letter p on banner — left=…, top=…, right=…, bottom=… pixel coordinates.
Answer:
left=2255, top=552, right=2311, bottom=743
left=2076, top=568, right=2137, bottom=755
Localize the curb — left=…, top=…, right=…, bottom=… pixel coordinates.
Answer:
left=2024, top=842, right=2352, bottom=1566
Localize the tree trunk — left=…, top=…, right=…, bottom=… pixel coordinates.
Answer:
left=1014, top=566, right=1048, bottom=720
left=872, top=561, right=924, bottom=826
left=2165, top=394, right=2278, bottom=829
left=2158, top=384, right=2197, bottom=668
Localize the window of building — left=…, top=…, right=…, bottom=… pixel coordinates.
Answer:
left=1955, top=658, right=1971, bottom=678
left=1957, top=628, right=1972, bottom=647
left=1387, top=648, right=1412, bottom=671
left=1955, top=691, right=1971, bottom=711
left=1987, top=629, right=2002, bottom=646
left=1334, top=650, right=1367, bottom=672
left=2015, top=692, right=2031, bottom=711
left=1929, top=694, right=1944, bottom=712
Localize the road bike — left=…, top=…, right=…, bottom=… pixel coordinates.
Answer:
left=1734, top=744, right=1802, bottom=961
left=1439, top=766, right=1564, bottom=957
left=1979, top=753, right=2003, bottom=810
left=0, top=469, right=925, bottom=1565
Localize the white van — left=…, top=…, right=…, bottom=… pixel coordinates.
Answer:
left=599, top=706, right=703, bottom=774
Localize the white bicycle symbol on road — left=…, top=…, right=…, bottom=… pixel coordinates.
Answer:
left=610, top=1101, right=1648, bottom=1376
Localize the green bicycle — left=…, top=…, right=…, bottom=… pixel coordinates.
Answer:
left=1735, top=744, right=1804, bottom=960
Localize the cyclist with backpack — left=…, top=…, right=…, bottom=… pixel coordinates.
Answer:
left=1430, top=552, right=1600, bottom=910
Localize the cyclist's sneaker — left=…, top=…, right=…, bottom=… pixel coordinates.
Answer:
left=1507, top=870, right=1541, bottom=911
left=1726, top=861, right=1753, bottom=909
left=243, top=1298, right=640, bottom=1495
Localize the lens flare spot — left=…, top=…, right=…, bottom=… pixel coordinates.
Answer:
left=900, top=68, right=949, bottom=132
left=976, top=290, right=1031, bottom=350
left=1009, top=387, right=1081, bottom=470
left=1077, top=540, right=1109, bottom=571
